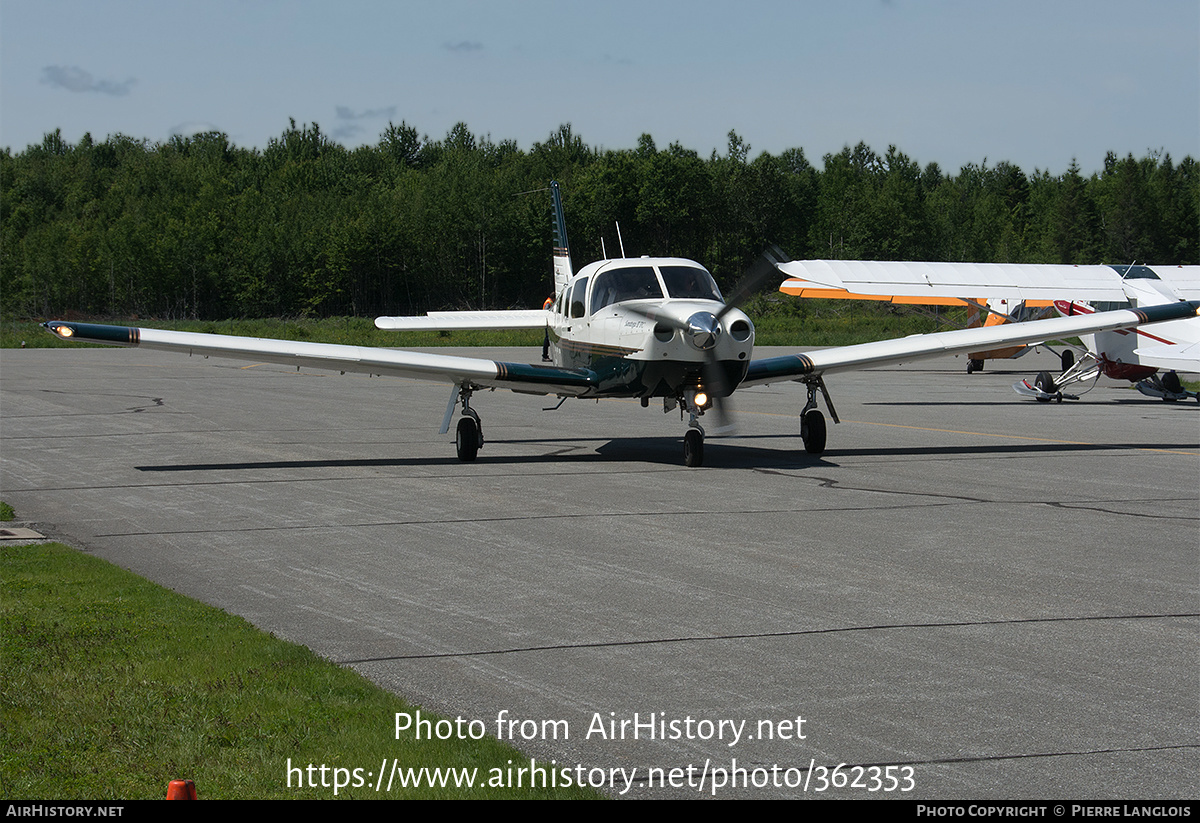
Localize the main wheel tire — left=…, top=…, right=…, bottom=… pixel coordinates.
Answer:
left=455, top=417, right=479, bottom=462
left=801, top=409, right=826, bottom=455
left=967, top=358, right=984, bottom=374
left=1034, top=371, right=1056, bottom=403
left=684, top=429, right=704, bottom=467
left=1060, top=350, right=1075, bottom=372
left=1162, top=371, right=1183, bottom=395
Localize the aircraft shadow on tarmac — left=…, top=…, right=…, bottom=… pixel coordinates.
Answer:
left=132, top=435, right=1196, bottom=473
left=866, top=398, right=1200, bottom=408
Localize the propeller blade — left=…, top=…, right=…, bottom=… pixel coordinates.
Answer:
left=702, top=360, right=736, bottom=432
left=701, top=244, right=789, bottom=433
left=716, top=244, right=790, bottom=319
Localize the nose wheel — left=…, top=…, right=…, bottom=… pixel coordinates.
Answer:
left=684, top=428, right=704, bottom=467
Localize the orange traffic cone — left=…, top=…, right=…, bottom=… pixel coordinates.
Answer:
left=166, top=779, right=197, bottom=800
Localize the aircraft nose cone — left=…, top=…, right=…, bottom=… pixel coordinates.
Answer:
left=686, top=311, right=721, bottom=350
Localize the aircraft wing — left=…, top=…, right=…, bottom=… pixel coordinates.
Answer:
left=1134, top=340, right=1200, bottom=373
left=1153, top=266, right=1200, bottom=298
left=375, top=310, right=549, bottom=331
left=777, top=260, right=1166, bottom=303
left=41, top=322, right=595, bottom=396
left=742, top=301, right=1200, bottom=386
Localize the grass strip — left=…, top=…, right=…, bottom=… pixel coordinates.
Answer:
left=0, top=542, right=601, bottom=799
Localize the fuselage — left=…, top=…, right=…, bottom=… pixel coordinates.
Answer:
left=1057, top=273, right=1198, bottom=381
left=547, top=257, right=755, bottom=398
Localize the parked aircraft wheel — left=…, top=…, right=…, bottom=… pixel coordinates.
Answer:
left=1162, top=371, right=1183, bottom=396
left=967, top=358, right=984, bottom=374
left=684, top=429, right=704, bottom=467
left=455, top=417, right=479, bottom=462
left=1060, top=350, right=1075, bottom=372
left=1034, top=371, right=1056, bottom=403
left=801, top=409, right=826, bottom=455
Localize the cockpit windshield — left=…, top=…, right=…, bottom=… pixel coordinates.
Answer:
left=1109, top=264, right=1161, bottom=281
left=591, top=266, right=663, bottom=311
left=660, top=266, right=723, bottom=302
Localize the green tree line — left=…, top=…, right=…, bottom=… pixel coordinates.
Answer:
left=2, top=120, right=1196, bottom=320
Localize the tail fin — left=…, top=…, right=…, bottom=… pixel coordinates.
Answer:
left=551, top=181, right=573, bottom=293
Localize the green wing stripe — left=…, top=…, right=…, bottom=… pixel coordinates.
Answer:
left=43, top=321, right=140, bottom=346
left=494, top=361, right=596, bottom=388
left=744, top=353, right=815, bottom=383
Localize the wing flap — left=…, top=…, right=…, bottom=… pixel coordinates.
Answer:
left=374, top=310, right=549, bottom=331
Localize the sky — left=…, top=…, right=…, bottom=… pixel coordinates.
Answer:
left=2, top=0, right=1197, bottom=175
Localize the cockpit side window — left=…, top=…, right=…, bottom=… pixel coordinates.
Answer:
left=590, top=266, right=663, bottom=312
left=569, top=277, right=589, bottom=318
left=660, top=266, right=723, bottom=301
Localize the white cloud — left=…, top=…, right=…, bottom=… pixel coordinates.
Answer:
left=335, top=105, right=398, bottom=121
left=41, top=65, right=135, bottom=96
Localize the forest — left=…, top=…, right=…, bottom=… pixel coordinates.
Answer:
left=1, top=120, right=1196, bottom=321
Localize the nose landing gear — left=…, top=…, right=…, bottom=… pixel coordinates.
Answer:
left=684, top=428, right=704, bottom=467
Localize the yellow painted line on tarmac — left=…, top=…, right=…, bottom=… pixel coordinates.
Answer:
left=673, top=402, right=1197, bottom=457
left=844, top=419, right=1198, bottom=456
left=849, top=419, right=1090, bottom=443
left=769, top=416, right=1196, bottom=457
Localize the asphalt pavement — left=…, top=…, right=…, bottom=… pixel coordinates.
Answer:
left=2, top=344, right=1196, bottom=798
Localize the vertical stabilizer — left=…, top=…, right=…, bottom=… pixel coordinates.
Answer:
left=551, top=181, right=573, bottom=293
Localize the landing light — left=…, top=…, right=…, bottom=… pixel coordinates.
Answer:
left=694, top=391, right=709, bottom=408
left=55, top=325, right=73, bottom=338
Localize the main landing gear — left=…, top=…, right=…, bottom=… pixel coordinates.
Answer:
left=1033, top=370, right=1062, bottom=403
left=1136, top=371, right=1200, bottom=403
left=1013, top=351, right=1096, bottom=402
left=799, top=376, right=837, bottom=456
left=450, top=386, right=484, bottom=462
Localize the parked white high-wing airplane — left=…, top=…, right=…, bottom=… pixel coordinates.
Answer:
left=778, top=259, right=1200, bottom=403
left=44, top=184, right=1200, bottom=466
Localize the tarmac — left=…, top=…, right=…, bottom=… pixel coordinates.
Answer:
left=2, top=343, right=1197, bottom=799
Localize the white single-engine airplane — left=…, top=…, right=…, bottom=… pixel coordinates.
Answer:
left=777, top=259, right=1200, bottom=404
left=44, top=183, right=1200, bottom=466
